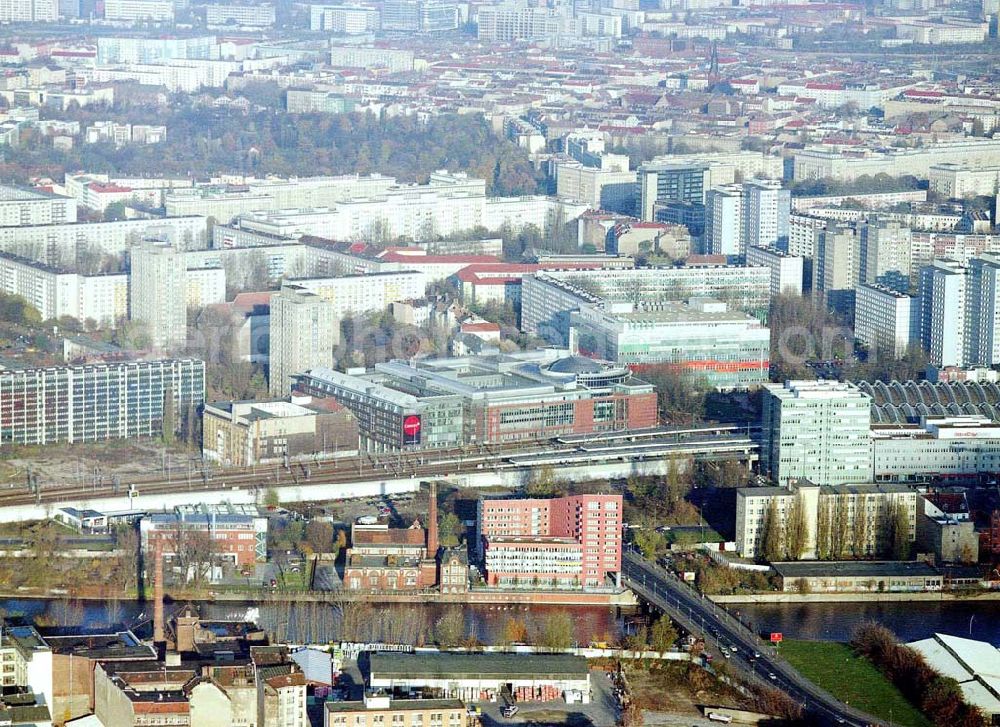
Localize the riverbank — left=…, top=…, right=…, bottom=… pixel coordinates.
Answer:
left=0, top=586, right=639, bottom=607
left=709, top=591, right=1000, bottom=604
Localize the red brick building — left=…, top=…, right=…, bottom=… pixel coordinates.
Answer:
left=477, top=494, right=623, bottom=589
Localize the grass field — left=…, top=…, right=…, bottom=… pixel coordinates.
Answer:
left=780, top=640, right=932, bottom=727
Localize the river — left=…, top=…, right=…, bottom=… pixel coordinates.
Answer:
left=3, top=597, right=996, bottom=646
left=0, top=598, right=630, bottom=646
left=733, top=601, right=1000, bottom=645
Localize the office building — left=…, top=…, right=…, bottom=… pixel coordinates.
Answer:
left=919, top=259, right=967, bottom=367
left=746, top=245, right=803, bottom=297
left=521, top=265, right=771, bottom=346
left=102, top=0, right=174, bottom=22
left=704, top=184, right=742, bottom=256
left=129, top=243, right=188, bottom=351
left=570, top=298, right=770, bottom=390
left=854, top=283, right=920, bottom=359
left=928, top=163, right=1000, bottom=199
left=202, top=395, right=359, bottom=467
left=140, top=504, right=268, bottom=568
left=637, top=162, right=711, bottom=221
left=293, top=349, right=657, bottom=451
left=742, top=179, right=790, bottom=252
left=872, top=415, right=1000, bottom=482
left=553, top=161, right=637, bottom=215
left=735, top=479, right=916, bottom=560
left=761, top=380, right=872, bottom=487
left=0, top=359, right=205, bottom=445
left=477, top=493, right=622, bottom=588
left=268, top=285, right=336, bottom=397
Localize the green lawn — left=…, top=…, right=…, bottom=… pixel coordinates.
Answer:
left=780, top=640, right=932, bottom=727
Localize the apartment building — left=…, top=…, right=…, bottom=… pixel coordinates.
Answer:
left=919, top=258, right=967, bottom=367
left=96, top=35, right=218, bottom=64
left=0, top=359, right=205, bottom=445
left=854, top=283, right=920, bottom=359
left=761, top=380, right=872, bottom=487
left=0, top=185, right=76, bottom=227
left=0, top=252, right=128, bottom=326
left=553, top=160, right=636, bottom=215
left=860, top=219, right=912, bottom=291
left=329, top=46, right=415, bottom=73
left=310, top=4, right=380, bottom=33
left=268, top=285, right=336, bottom=397
left=282, top=271, right=426, bottom=321
left=704, top=184, right=742, bottom=256
left=813, top=223, right=860, bottom=315
left=326, top=696, right=466, bottom=727
left=735, top=479, right=916, bottom=560
left=477, top=493, right=623, bottom=588
left=129, top=242, right=189, bottom=351
left=205, top=3, right=275, bottom=26
left=928, top=163, right=1000, bottom=199
left=746, top=245, right=804, bottom=297
left=742, top=179, right=790, bottom=252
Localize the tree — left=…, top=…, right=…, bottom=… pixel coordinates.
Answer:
left=160, top=387, right=176, bottom=445
left=305, top=520, right=333, bottom=553
left=633, top=528, right=667, bottom=559
left=785, top=493, right=810, bottom=560
left=830, top=497, right=850, bottom=560
left=501, top=617, right=528, bottom=646
left=438, top=512, right=462, bottom=547
left=524, top=464, right=561, bottom=496
left=649, top=616, right=678, bottom=652
left=889, top=499, right=911, bottom=561
left=264, top=488, right=280, bottom=509
left=851, top=495, right=872, bottom=558
left=815, top=499, right=833, bottom=560
left=538, top=612, right=574, bottom=651
left=760, top=499, right=785, bottom=563
left=433, top=607, right=465, bottom=647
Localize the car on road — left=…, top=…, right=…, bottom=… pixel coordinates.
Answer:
left=501, top=705, right=519, bottom=718
left=768, top=673, right=777, bottom=680
left=729, top=645, right=738, bottom=652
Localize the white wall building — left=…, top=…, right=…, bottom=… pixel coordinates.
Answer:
left=854, top=283, right=920, bottom=359
left=746, top=245, right=803, bottom=297
left=269, top=285, right=336, bottom=397
left=129, top=242, right=188, bottom=350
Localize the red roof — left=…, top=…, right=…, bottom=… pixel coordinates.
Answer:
left=88, top=182, right=132, bottom=194
left=461, top=322, right=501, bottom=333
left=805, top=82, right=844, bottom=91
left=232, top=291, right=272, bottom=311
left=380, top=252, right=500, bottom=264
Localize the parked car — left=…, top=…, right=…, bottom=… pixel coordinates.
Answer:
left=501, top=705, right=518, bottom=718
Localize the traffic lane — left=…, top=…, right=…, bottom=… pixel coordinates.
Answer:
left=622, top=559, right=863, bottom=726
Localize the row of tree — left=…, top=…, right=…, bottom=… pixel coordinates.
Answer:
left=758, top=494, right=912, bottom=563
left=852, top=623, right=987, bottom=726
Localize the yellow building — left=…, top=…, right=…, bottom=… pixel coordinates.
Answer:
left=324, top=696, right=468, bottom=727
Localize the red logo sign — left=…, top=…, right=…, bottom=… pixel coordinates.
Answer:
left=770, top=632, right=783, bottom=643
left=403, top=415, right=421, bottom=436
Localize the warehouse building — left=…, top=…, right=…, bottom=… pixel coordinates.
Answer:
left=771, top=560, right=943, bottom=593
left=367, top=653, right=591, bottom=704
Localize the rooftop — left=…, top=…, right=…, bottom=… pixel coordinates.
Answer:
left=771, top=560, right=939, bottom=579
left=369, top=652, right=590, bottom=680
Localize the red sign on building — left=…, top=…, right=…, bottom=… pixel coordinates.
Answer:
left=402, top=414, right=421, bottom=445
left=770, top=632, right=783, bottom=643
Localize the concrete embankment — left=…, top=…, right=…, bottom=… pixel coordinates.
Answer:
left=709, top=591, right=1000, bottom=604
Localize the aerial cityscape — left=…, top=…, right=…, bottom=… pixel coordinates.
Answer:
left=0, top=0, right=997, bottom=725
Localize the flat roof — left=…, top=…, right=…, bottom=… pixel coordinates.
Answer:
left=326, top=699, right=464, bottom=714
left=771, top=560, right=939, bottom=579
left=369, top=653, right=589, bottom=680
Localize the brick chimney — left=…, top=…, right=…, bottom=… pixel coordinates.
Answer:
left=427, top=481, right=439, bottom=558
left=153, top=540, right=165, bottom=645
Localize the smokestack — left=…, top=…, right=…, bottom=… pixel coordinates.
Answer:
left=427, top=481, right=438, bottom=557
left=153, top=540, right=165, bottom=645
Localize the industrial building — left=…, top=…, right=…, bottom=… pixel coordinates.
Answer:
left=770, top=561, right=943, bottom=593
left=293, top=349, right=657, bottom=451
left=367, top=653, right=591, bottom=704
left=907, top=634, right=1000, bottom=722
left=202, top=395, right=359, bottom=467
